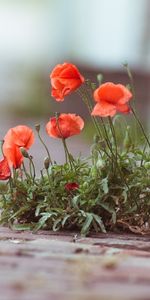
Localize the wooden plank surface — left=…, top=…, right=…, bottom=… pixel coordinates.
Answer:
left=0, top=227, right=150, bottom=300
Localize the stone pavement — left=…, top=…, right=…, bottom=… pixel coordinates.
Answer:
left=0, top=227, right=150, bottom=300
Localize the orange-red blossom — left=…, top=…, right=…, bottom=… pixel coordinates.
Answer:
left=46, top=113, right=84, bottom=139
left=65, top=182, right=79, bottom=191
left=3, top=125, right=34, bottom=169
left=50, top=62, right=84, bottom=101
left=0, top=157, right=11, bottom=180
left=91, top=82, right=132, bottom=117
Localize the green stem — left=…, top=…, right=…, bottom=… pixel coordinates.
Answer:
left=123, top=64, right=135, bottom=100
left=131, top=107, right=150, bottom=148
left=78, top=88, right=111, bottom=159
left=62, top=138, right=68, bottom=163
left=63, top=138, right=75, bottom=169
left=108, top=117, right=118, bottom=160
left=140, top=142, right=147, bottom=167
left=12, top=168, right=17, bottom=186
left=78, top=88, right=103, bottom=139
left=123, top=64, right=138, bottom=143
left=8, top=177, right=13, bottom=197
left=46, top=168, right=56, bottom=201
left=55, top=114, right=75, bottom=169
left=22, top=162, right=31, bottom=181
left=29, top=156, right=36, bottom=182
left=37, top=131, right=53, bottom=165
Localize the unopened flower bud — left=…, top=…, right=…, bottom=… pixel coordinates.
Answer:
left=44, top=157, right=50, bottom=169
left=97, top=73, right=103, bottom=85
left=35, top=124, right=40, bottom=132
left=20, top=147, right=29, bottom=158
left=123, top=126, right=132, bottom=149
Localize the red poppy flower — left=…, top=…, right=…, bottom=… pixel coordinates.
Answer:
left=0, top=157, right=11, bottom=180
left=65, top=182, right=79, bottom=191
left=46, top=113, right=84, bottom=139
left=91, top=82, right=132, bottom=117
left=3, top=125, right=34, bottom=169
left=50, top=62, right=85, bottom=101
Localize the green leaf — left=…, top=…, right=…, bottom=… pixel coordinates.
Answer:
left=81, top=213, right=93, bottom=236
left=10, top=224, right=32, bottom=231
left=61, top=214, right=70, bottom=227
left=33, top=212, right=56, bottom=232
left=35, top=204, right=47, bottom=217
left=8, top=206, right=29, bottom=221
left=92, top=213, right=106, bottom=233
left=53, top=217, right=62, bottom=231
left=122, top=189, right=128, bottom=203
left=101, top=177, right=109, bottom=194
left=71, top=195, right=80, bottom=209
left=98, top=202, right=116, bottom=224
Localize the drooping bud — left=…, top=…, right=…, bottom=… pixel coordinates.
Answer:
left=44, top=157, right=50, bottom=169
left=35, top=124, right=40, bottom=132
left=20, top=147, right=29, bottom=158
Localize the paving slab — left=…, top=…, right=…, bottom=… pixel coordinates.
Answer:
left=0, top=227, right=150, bottom=300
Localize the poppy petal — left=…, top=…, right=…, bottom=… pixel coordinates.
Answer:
left=0, top=157, right=11, bottom=180
left=117, top=103, right=131, bottom=114
left=93, top=82, right=132, bottom=105
left=50, top=62, right=84, bottom=101
left=46, top=113, right=84, bottom=139
left=3, top=144, right=23, bottom=169
left=91, top=102, right=116, bottom=117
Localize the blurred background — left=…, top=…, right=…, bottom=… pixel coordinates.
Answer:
left=0, top=0, right=150, bottom=168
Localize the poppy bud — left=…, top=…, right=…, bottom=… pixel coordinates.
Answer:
left=44, top=157, right=50, bottom=169
left=97, top=74, right=103, bottom=85
left=123, top=126, right=132, bottom=150
left=20, top=147, right=29, bottom=158
left=35, top=124, right=40, bottom=132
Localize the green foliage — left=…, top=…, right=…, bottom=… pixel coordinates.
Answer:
left=1, top=135, right=150, bottom=236
left=1, top=69, right=150, bottom=236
